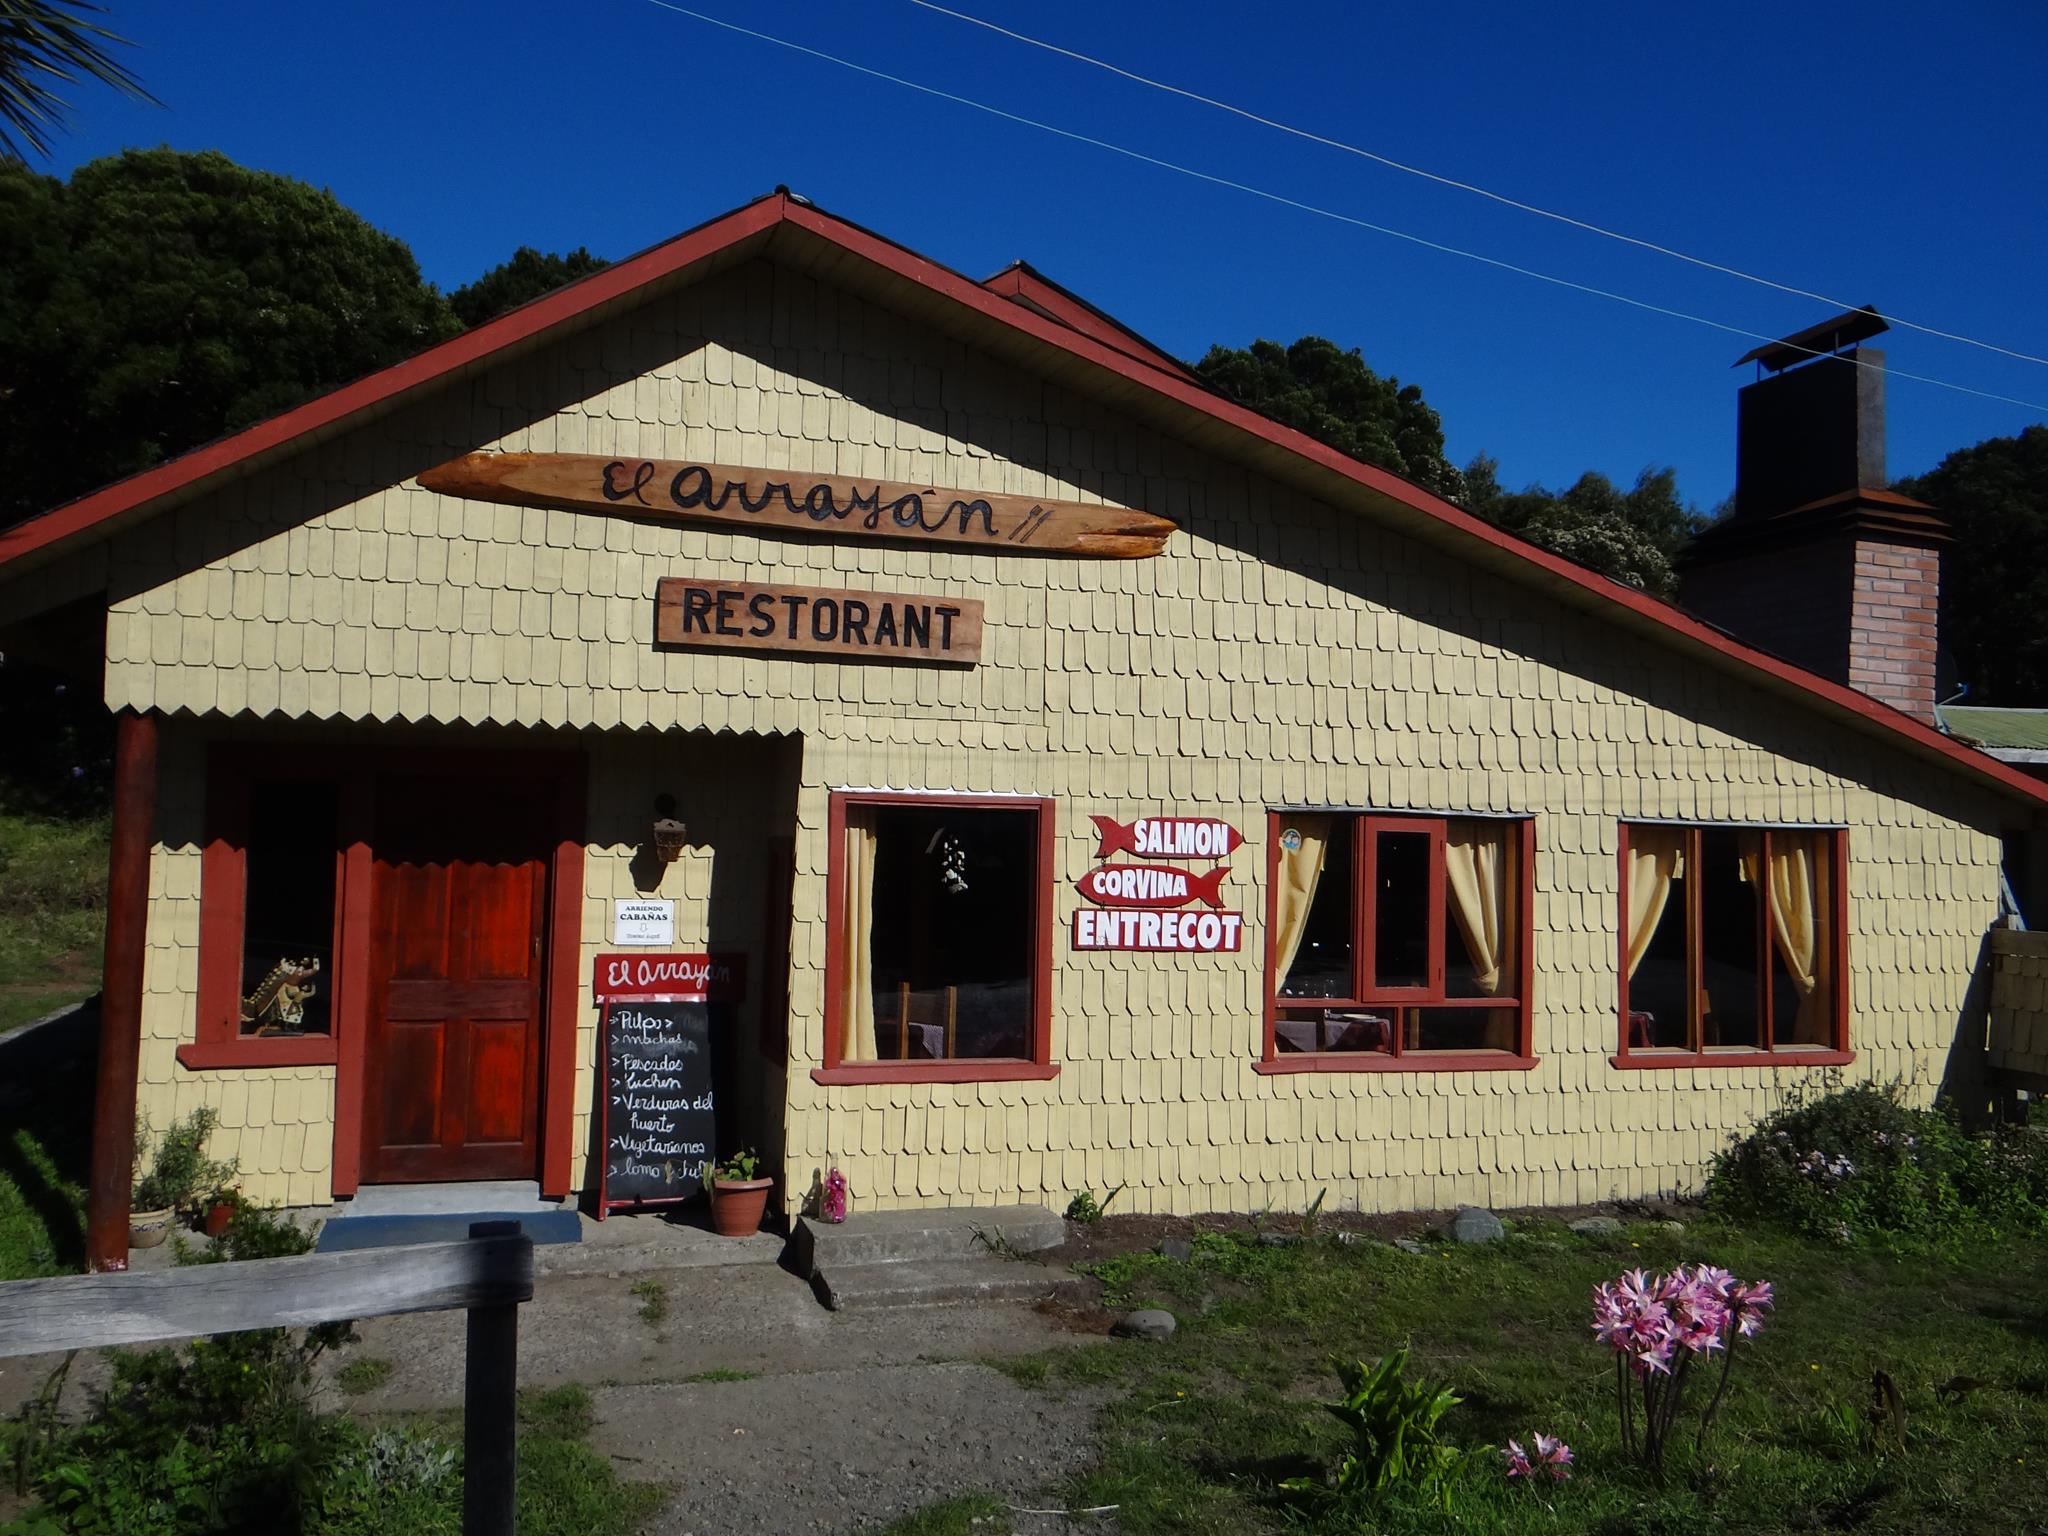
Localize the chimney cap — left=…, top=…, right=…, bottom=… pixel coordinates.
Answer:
left=1734, top=305, right=1888, bottom=373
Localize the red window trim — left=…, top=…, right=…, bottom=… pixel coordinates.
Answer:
left=814, top=790, right=1057, bottom=1086
left=1260, top=812, right=1537, bottom=1072
left=180, top=749, right=357, bottom=1071
left=1613, top=822, right=1852, bottom=1068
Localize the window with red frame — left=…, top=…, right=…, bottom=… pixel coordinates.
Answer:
left=820, top=793, right=1055, bottom=1082
left=1264, top=812, right=1534, bottom=1066
left=1618, top=823, right=1847, bottom=1062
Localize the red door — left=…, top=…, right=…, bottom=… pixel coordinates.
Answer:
left=361, top=776, right=553, bottom=1183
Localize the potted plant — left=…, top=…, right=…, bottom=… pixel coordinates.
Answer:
left=707, top=1149, right=773, bottom=1237
left=202, top=1184, right=243, bottom=1238
left=129, top=1109, right=237, bottom=1248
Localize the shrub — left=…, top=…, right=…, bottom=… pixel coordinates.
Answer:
left=1283, top=1347, right=1473, bottom=1514
left=1705, top=1081, right=2048, bottom=1248
left=130, top=1108, right=236, bottom=1215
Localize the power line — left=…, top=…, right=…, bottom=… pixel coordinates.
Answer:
left=908, top=0, right=2048, bottom=372
left=640, top=0, right=2048, bottom=416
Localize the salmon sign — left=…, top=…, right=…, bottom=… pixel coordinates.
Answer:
left=1090, top=814, right=1244, bottom=862
left=1074, top=863, right=1229, bottom=910
left=417, top=452, right=1177, bottom=559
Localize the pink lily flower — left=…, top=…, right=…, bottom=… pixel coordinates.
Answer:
left=1503, top=1438, right=1533, bottom=1480
left=1533, top=1432, right=1574, bottom=1480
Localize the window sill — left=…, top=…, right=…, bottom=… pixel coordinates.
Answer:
left=177, top=1038, right=338, bottom=1070
left=1609, top=1049, right=1853, bottom=1071
left=1256, top=1053, right=1539, bottom=1074
left=811, top=1061, right=1060, bottom=1085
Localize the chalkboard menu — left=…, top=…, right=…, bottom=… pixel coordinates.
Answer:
left=593, top=953, right=744, bottom=1218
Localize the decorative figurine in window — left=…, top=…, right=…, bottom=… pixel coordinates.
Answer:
left=926, top=827, right=969, bottom=894
left=241, top=956, right=320, bottom=1035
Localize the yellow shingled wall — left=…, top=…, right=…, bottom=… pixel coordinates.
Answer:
left=72, top=254, right=2013, bottom=1213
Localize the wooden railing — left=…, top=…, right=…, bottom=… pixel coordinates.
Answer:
left=0, top=1223, right=535, bottom=1536
left=1987, top=926, right=2048, bottom=1086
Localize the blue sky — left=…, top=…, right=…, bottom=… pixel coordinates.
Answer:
left=38, top=0, right=2048, bottom=511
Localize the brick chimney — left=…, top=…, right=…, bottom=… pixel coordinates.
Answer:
left=1679, top=309, right=1948, bottom=722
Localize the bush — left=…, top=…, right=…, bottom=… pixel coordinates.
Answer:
left=1705, top=1081, right=2048, bottom=1248
left=130, top=1109, right=236, bottom=1215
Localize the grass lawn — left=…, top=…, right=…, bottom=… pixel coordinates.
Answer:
left=981, top=1217, right=2048, bottom=1536
left=0, top=810, right=105, bottom=1037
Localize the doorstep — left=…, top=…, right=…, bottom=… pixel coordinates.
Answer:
left=534, top=1209, right=786, bottom=1277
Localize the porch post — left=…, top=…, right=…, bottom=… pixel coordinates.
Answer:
left=86, top=708, right=159, bottom=1272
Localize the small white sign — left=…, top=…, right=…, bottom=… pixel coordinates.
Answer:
left=612, top=899, right=676, bottom=947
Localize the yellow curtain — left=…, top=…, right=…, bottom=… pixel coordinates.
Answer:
left=1444, top=821, right=1510, bottom=995
left=1743, top=830, right=1827, bottom=1037
left=839, top=814, right=878, bottom=1062
left=1271, top=816, right=1330, bottom=989
left=1625, top=827, right=1685, bottom=980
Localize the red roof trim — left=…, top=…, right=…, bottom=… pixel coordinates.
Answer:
left=980, top=263, right=1202, bottom=383
left=0, top=194, right=789, bottom=569
left=3, top=191, right=2041, bottom=808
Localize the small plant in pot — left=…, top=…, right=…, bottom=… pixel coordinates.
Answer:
left=129, top=1109, right=238, bottom=1249
left=202, top=1184, right=243, bottom=1238
left=708, top=1148, right=773, bottom=1237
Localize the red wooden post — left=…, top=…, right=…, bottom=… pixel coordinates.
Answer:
left=86, top=709, right=159, bottom=1272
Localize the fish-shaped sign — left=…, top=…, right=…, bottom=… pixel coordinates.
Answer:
left=1089, top=814, right=1245, bottom=862
left=1075, top=863, right=1230, bottom=910
left=416, top=453, right=1176, bottom=559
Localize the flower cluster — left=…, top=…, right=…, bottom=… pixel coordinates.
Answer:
left=1503, top=1432, right=1572, bottom=1482
left=1797, top=1149, right=1856, bottom=1183
left=1590, top=1265, right=1773, bottom=1377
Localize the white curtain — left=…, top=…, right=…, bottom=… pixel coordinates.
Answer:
left=839, top=814, right=878, bottom=1062
left=1271, top=816, right=1330, bottom=990
left=1444, top=821, right=1510, bottom=995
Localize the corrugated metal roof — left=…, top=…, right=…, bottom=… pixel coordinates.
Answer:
left=1940, top=706, right=2048, bottom=751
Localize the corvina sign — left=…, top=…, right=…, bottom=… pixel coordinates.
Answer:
left=417, top=452, right=1177, bottom=559
left=1072, top=813, right=1246, bottom=954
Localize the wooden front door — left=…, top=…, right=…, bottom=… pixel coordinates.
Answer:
left=361, top=775, right=553, bottom=1183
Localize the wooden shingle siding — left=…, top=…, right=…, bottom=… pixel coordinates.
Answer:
left=85, top=257, right=2005, bottom=1211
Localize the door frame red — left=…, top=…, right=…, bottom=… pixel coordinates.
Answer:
left=296, top=747, right=585, bottom=1199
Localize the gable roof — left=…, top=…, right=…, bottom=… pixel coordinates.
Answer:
left=2, top=188, right=2043, bottom=811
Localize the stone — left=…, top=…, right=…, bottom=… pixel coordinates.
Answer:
left=1569, top=1216, right=1623, bottom=1236
left=1158, top=1237, right=1192, bottom=1261
left=1336, top=1231, right=1370, bottom=1247
left=1393, top=1237, right=1427, bottom=1255
left=1258, top=1232, right=1303, bottom=1248
left=1658, top=1219, right=1686, bottom=1235
left=1112, top=1309, right=1177, bottom=1341
left=1448, top=1206, right=1506, bottom=1245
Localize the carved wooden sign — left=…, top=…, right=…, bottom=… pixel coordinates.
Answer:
left=654, top=577, right=983, bottom=665
left=418, top=452, right=1176, bottom=558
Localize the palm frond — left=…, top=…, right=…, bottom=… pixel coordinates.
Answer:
left=0, top=0, right=160, bottom=161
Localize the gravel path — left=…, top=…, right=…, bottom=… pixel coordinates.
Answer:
left=593, top=1362, right=1110, bottom=1535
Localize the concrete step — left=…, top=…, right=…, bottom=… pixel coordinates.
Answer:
left=811, top=1256, right=1094, bottom=1312
left=791, top=1205, right=1066, bottom=1277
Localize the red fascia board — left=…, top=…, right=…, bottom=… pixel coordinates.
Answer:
left=5, top=188, right=2042, bottom=811
left=981, top=265, right=1202, bottom=383
left=0, top=195, right=790, bottom=570
left=775, top=202, right=2048, bottom=810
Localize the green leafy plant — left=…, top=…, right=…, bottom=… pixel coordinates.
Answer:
left=174, top=1202, right=317, bottom=1265
left=129, top=1108, right=236, bottom=1215
left=1300, top=1187, right=1328, bottom=1239
left=1706, top=1080, right=2048, bottom=1249
left=334, top=1356, right=395, bottom=1397
left=1283, top=1347, right=1471, bottom=1513
left=1064, top=1184, right=1124, bottom=1223
left=712, top=1148, right=761, bottom=1183
left=632, top=1277, right=669, bottom=1327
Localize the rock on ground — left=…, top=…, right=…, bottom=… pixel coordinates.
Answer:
left=1111, top=1309, right=1177, bottom=1340
left=1448, top=1207, right=1506, bottom=1245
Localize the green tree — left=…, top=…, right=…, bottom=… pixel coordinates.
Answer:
left=1463, top=457, right=1700, bottom=597
left=450, top=244, right=609, bottom=329
left=1196, top=335, right=1464, bottom=501
left=1896, top=424, right=2048, bottom=704
left=0, top=148, right=460, bottom=525
left=0, top=0, right=158, bottom=160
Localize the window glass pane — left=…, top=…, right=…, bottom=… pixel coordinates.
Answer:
left=1626, top=828, right=1691, bottom=1050
left=1273, top=1007, right=1392, bottom=1054
left=1410, top=1006, right=1517, bottom=1053
left=1372, top=829, right=1431, bottom=990
left=1699, top=829, right=1762, bottom=1050
left=239, top=780, right=338, bottom=1037
left=1278, top=820, right=1353, bottom=999
left=1445, top=821, right=1513, bottom=998
left=865, top=805, right=1034, bottom=1060
left=1773, top=832, right=1835, bottom=1047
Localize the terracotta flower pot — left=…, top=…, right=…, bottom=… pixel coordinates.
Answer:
left=709, top=1177, right=773, bottom=1237
left=128, top=1206, right=175, bottom=1249
left=204, top=1201, right=237, bottom=1238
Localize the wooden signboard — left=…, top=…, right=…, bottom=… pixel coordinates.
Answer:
left=655, top=577, right=983, bottom=665
left=592, top=952, right=742, bottom=1219
left=417, top=452, right=1176, bottom=559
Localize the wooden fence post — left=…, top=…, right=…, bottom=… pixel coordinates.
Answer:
left=464, top=1220, right=523, bottom=1536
